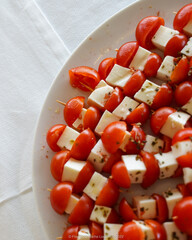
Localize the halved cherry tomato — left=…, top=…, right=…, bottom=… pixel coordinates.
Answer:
left=70, top=128, right=96, bottom=160
left=172, top=165, right=183, bottom=178
left=172, top=128, right=192, bottom=145
left=150, top=107, right=176, bottom=135
left=177, top=183, right=191, bottom=197
left=83, top=106, right=101, bottom=130
left=89, top=222, right=103, bottom=240
left=98, top=57, right=116, bottom=80
left=140, top=151, right=160, bottom=188
left=152, top=193, right=168, bottom=223
left=175, top=81, right=192, bottom=106
left=126, top=103, right=150, bottom=125
left=187, top=182, right=192, bottom=195
left=123, top=70, right=146, bottom=97
left=102, top=149, right=122, bottom=173
left=145, top=219, right=167, bottom=240
left=101, top=121, right=127, bottom=154
left=164, top=34, right=188, bottom=57
left=50, top=150, right=71, bottom=181
left=162, top=135, right=172, bottom=153
left=116, top=41, right=139, bottom=67
left=46, top=124, right=66, bottom=152
left=119, top=221, right=144, bottom=240
left=173, top=196, right=192, bottom=235
left=104, top=87, right=124, bottom=112
left=119, top=198, right=138, bottom=222
left=177, top=153, right=192, bottom=168
left=136, top=16, right=165, bottom=50
left=144, top=53, right=162, bottom=77
left=69, top=66, right=100, bottom=92
left=107, top=209, right=120, bottom=223
left=62, top=225, right=79, bottom=240
left=170, top=57, right=189, bottom=84
left=50, top=182, right=73, bottom=214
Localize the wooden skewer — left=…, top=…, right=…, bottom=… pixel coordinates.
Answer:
left=172, top=216, right=178, bottom=220
left=132, top=208, right=137, bottom=211
left=47, top=188, right=52, bottom=192
left=173, top=11, right=177, bottom=14
left=56, top=100, right=66, bottom=106
left=56, top=237, right=62, bottom=239
left=115, top=48, right=119, bottom=52
left=79, top=82, right=94, bottom=92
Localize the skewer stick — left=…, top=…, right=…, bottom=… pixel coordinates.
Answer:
left=56, top=237, right=62, bottom=239
left=56, top=100, right=66, bottom=106
left=47, top=188, right=52, bottom=192
left=79, top=82, right=94, bottom=92
left=172, top=216, right=178, bottom=220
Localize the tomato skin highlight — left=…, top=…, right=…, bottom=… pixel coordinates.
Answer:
left=104, top=87, right=124, bottom=112
left=175, top=81, right=192, bottom=106
left=152, top=193, right=168, bottom=223
left=144, top=53, right=162, bottom=77
left=112, top=161, right=131, bottom=188
left=119, top=198, right=138, bottom=222
left=126, top=103, right=150, bottom=125
left=145, top=219, right=167, bottom=240
left=172, top=128, right=192, bottom=145
left=62, top=225, right=79, bottom=240
left=98, top=57, right=116, bottom=80
left=83, top=106, right=101, bottom=131
left=119, top=222, right=144, bottom=240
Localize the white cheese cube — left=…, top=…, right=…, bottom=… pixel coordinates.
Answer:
left=104, top=224, right=122, bottom=240
left=77, top=226, right=91, bottom=240
left=129, top=46, right=151, bottom=71
left=113, top=96, right=139, bottom=120
left=163, top=222, right=187, bottom=240
left=155, top=151, right=178, bottom=179
left=163, top=188, right=183, bottom=219
left=156, top=56, right=175, bottom=81
left=183, top=19, right=192, bottom=36
left=57, top=126, right=80, bottom=150
left=72, top=108, right=87, bottom=131
left=95, top=110, right=120, bottom=136
left=134, top=80, right=160, bottom=106
left=62, top=158, right=86, bottom=182
left=182, top=97, right=192, bottom=115
left=143, top=135, right=164, bottom=153
left=133, top=196, right=157, bottom=220
left=172, top=140, right=192, bottom=158
left=160, top=111, right=190, bottom=139
left=119, top=131, right=131, bottom=152
left=181, top=37, right=192, bottom=57
left=183, top=167, right=192, bottom=184
left=133, top=221, right=155, bottom=240
left=83, top=172, right=107, bottom=201
left=106, top=64, right=133, bottom=88
left=152, top=25, right=179, bottom=51
left=122, top=155, right=146, bottom=184
left=87, top=139, right=111, bottom=172
left=90, top=205, right=111, bottom=224
left=65, top=194, right=80, bottom=214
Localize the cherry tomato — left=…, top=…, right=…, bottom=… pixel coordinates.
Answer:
left=116, top=41, right=139, bottom=67
left=151, top=83, right=173, bottom=109
left=50, top=150, right=71, bottom=181
left=150, top=107, right=176, bottom=135
left=68, top=193, right=94, bottom=225
left=170, top=57, right=189, bottom=84
left=83, top=106, right=101, bottom=130
left=175, top=81, right=192, bottom=106
left=177, top=153, right=192, bottom=168
left=123, top=70, right=146, bottom=97
left=111, top=161, right=131, bottom=188
left=145, top=219, right=167, bottom=240
left=69, top=66, right=100, bottom=92
left=172, top=165, right=183, bottom=178
left=70, top=128, right=96, bottom=160
left=119, top=198, right=138, bottom=222
left=62, top=225, right=79, bottom=240
left=119, top=222, right=144, bottom=240
left=177, top=184, right=191, bottom=197
left=162, top=135, right=172, bottom=153
left=173, top=196, right=192, bottom=235
left=187, top=182, right=192, bottom=195
left=101, top=121, right=127, bottom=154
left=107, top=209, right=120, bottom=223
left=46, top=124, right=66, bottom=152
left=104, top=87, right=124, bottom=112
left=140, top=151, right=160, bottom=188
left=172, top=128, right=192, bottom=145
left=136, top=16, right=165, bottom=49
left=89, top=222, right=103, bottom=240
left=50, top=182, right=73, bottom=214
left=126, top=103, right=150, bottom=125
left=152, top=193, right=168, bottom=223
left=164, top=34, right=188, bottom=57
left=102, top=149, right=122, bottom=173
left=98, top=57, right=116, bottom=80
left=144, top=53, right=162, bottom=77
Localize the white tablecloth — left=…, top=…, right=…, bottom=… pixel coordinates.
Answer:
left=0, top=0, right=136, bottom=239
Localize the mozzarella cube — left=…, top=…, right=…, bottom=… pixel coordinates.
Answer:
left=133, top=196, right=157, bottom=220
left=106, top=64, right=133, bottom=88
left=65, top=194, right=80, bottom=214
left=134, top=80, right=159, bottom=106
left=119, top=131, right=131, bottom=152
left=72, top=108, right=87, bottom=131
left=160, top=111, right=190, bottom=138
left=77, top=226, right=91, bottom=240
left=143, top=135, right=164, bottom=153
left=88, top=139, right=111, bottom=172
left=95, top=110, right=120, bottom=136
left=156, top=56, right=175, bottom=81
left=183, top=167, right=192, bottom=184
left=122, top=155, right=146, bottom=184
left=129, top=46, right=151, bottom=71
left=104, top=224, right=122, bottom=240
left=90, top=205, right=111, bottom=224
left=152, top=25, right=179, bottom=51
left=163, top=222, right=187, bottom=240
left=163, top=188, right=183, bottom=219
left=83, top=172, right=107, bottom=201
left=57, top=126, right=80, bottom=150
left=182, top=97, right=192, bottom=115
left=133, top=221, right=155, bottom=240
left=172, top=140, right=192, bottom=158
left=113, top=96, right=139, bottom=120
left=183, top=19, right=192, bottom=36
left=155, top=151, right=178, bottom=179
left=181, top=37, right=192, bottom=57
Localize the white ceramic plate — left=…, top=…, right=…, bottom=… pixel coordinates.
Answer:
left=32, top=0, right=191, bottom=239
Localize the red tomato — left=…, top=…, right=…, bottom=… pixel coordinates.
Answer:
left=175, top=81, right=192, bottom=106
left=144, top=53, right=162, bottom=77
left=172, top=165, right=183, bottom=178
left=98, top=57, right=116, bottom=80
left=70, top=128, right=96, bottom=160
left=89, top=222, right=103, bottom=240
left=101, top=121, right=127, bottom=154
left=177, top=184, right=191, bottom=197
left=104, top=87, right=124, bottom=112
left=187, top=182, right=192, bottom=195
left=68, top=193, right=94, bottom=225
left=150, top=107, right=176, bottom=135
left=83, top=106, right=101, bottom=130
left=170, top=57, right=189, bottom=84
left=152, top=193, right=168, bottom=223
left=111, top=161, right=131, bottom=188
left=119, top=198, right=138, bottom=222
left=50, top=150, right=71, bottom=181
left=177, top=153, right=192, bottom=168
left=151, top=83, right=173, bottom=109
left=46, top=124, right=66, bottom=152
left=145, top=220, right=167, bottom=240
left=119, top=222, right=144, bottom=240
left=102, top=149, right=122, bottom=173
left=126, top=103, right=150, bottom=125
left=69, top=66, right=100, bottom=92
left=50, top=182, right=73, bottom=214
left=96, top=179, right=119, bottom=207
left=164, top=34, right=188, bottom=57
left=173, top=196, right=192, bottom=235
left=162, top=135, right=172, bottom=153
left=64, top=96, right=85, bottom=127
left=116, top=41, right=139, bottom=67
left=136, top=16, right=165, bottom=49
left=140, top=151, right=160, bottom=188
left=173, top=4, right=192, bottom=33
left=172, top=128, right=192, bottom=145
left=107, top=209, right=120, bottom=224
left=62, top=225, right=79, bottom=240
left=123, top=70, right=146, bottom=97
